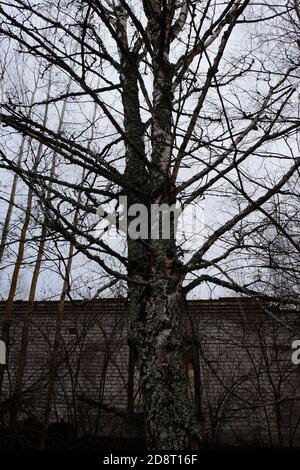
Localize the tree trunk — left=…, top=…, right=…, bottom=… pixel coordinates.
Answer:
left=40, top=92, right=95, bottom=447
left=0, top=64, right=41, bottom=265
left=10, top=78, right=71, bottom=430
left=0, top=185, right=33, bottom=392
left=0, top=72, right=53, bottom=393
left=0, top=138, right=25, bottom=265
left=141, top=287, right=201, bottom=449
left=117, top=2, right=202, bottom=448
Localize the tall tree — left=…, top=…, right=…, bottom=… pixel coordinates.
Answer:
left=9, top=78, right=72, bottom=431
left=0, top=70, right=53, bottom=391
left=0, top=0, right=300, bottom=449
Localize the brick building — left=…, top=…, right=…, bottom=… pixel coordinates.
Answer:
left=0, top=297, right=300, bottom=448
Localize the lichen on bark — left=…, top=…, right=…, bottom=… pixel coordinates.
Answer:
left=118, top=2, right=201, bottom=449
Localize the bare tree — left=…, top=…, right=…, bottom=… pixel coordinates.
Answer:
left=9, top=77, right=72, bottom=432
left=40, top=98, right=97, bottom=449
left=0, top=0, right=300, bottom=449
left=0, top=70, right=54, bottom=391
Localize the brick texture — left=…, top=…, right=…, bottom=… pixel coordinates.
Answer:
left=0, top=297, right=300, bottom=447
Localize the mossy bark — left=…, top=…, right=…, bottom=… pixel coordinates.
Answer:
left=118, top=2, right=201, bottom=449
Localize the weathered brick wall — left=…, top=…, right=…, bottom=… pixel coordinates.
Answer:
left=187, top=300, right=300, bottom=447
left=0, top=298, right=300, bottom=447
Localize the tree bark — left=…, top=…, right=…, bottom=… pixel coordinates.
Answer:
left=120, top=2, right=202, bottom=449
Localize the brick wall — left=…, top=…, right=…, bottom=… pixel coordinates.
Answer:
left=0, top=298, right=300, bottom=447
